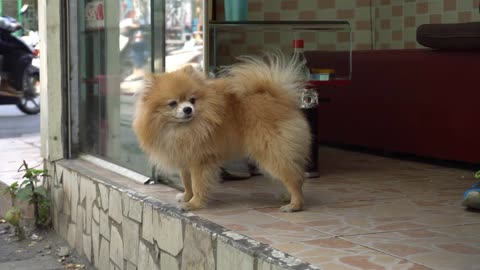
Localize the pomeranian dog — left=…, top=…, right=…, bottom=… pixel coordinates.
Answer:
left=132, top=53, right=311, bottom=212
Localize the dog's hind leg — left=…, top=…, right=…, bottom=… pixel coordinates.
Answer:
left=176, top=169, right=193, bottom=202
left=179, top=164, right=219, bottom=211
left=259, top=158, right=305, bottom=212
left=246, top=116, right=310, bottom=212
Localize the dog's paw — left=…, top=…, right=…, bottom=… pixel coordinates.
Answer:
left=175, top=192, right=192, bottom=202
left=178, top=202, right=191, bottom=211
left=279, top=203, right=302, bottom=212
left=179, top=201, right=204, bottom=211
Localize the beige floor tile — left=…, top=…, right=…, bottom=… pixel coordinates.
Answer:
left=257, top=196, right=480, bottom=236
left=343, top=224, right=480, bottom=270
left=197, top=209, right=330, bottom=244
left=273, top=238, right=432, bottom=270
left=200, top=175, right=405, bottom=209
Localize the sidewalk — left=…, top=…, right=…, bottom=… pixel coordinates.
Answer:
left=0, top=134, right=42, bottom=219
left=0, top=134, right=42, bottom=186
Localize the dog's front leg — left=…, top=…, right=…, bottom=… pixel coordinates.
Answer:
left=176, top=169, right=193, bottom=202
left=179, top=164, right=218, bottom=211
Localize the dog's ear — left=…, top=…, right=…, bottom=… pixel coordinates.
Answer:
left=181, top=65, right=205, bottom=81
left=143, top=73, right=155, bottom=90
left=135, top=73, right=157, bottom=99
left=181, top=65, right=196, bottom=74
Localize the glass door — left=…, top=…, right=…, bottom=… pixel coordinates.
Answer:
left=75, top=0, right=205, bottom=186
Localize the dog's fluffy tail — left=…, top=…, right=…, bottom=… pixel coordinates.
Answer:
left=221, top=51, right=307, bottom=102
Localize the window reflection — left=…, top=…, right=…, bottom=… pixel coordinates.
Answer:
left=119, top=0, right=151, bottom=94
left=165, top=0, right=204, bottom=72
left=119, top=0, right=204, bottom=94
left=78, top=0, right=204, bottom=177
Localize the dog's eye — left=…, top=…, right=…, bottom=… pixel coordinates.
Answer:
left=168, top=101, right=177, bottom=107
left=189, top=97, right=196, bottom=104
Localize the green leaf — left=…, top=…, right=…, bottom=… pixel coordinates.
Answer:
left=35, top=187, right=48, bottom=199
left=2, top=182, right=18, bottom=195
left=475, top=170, right=480, bottom=179
left=19, top=182, right=33, bottom=191
left=20, top=179, right=31, bottom=188
left=37, top=202, right=51, bottom=227
left=16, top=188, right=33, bottom=202
left=23, top=171, right=33, bottom=179
left=5, top=207, right=22, bottom=226
left=29, top=169, right=45, bottom=174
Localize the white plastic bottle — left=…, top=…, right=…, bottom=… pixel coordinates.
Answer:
left=292, top=39, right=310, bottom=80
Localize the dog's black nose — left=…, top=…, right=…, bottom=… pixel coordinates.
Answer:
left=183, top=107, right=192, bottom=115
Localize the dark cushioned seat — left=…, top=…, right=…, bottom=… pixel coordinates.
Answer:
left=417, top=22, right=480, bottom=50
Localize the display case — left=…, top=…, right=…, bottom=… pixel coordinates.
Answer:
left=207, top=20, right=352, bottom=81
left=207, top=20, right=352, bottom=177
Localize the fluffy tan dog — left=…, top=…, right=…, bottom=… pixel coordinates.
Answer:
left=132, top=53, right=311, bottom=212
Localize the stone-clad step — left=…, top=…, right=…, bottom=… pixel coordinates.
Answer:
left=46, top=159, right=319, bottom=270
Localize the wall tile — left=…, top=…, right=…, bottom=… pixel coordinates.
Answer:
left=99, top=237, right=110, bottom=270
left=153, top=211, right=183, bottom=256
left=110, top=225, right=124, bottom=269
left=181, top=224, right=215, bottom=270
left=217, top=240, right=254, bottom=270
left=123, top=218, right=140, bottom=264
left=109, top=189, right=123, bottom=224
left=138, top=241, right=159, bottom=270
left=161, top=252, right=180, bottom=270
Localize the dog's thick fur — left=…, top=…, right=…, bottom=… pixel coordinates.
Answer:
left=132, top=53, right=311, bottom=212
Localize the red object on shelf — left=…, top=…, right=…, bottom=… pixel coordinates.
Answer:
left=293, top=39, right=304, bottom=48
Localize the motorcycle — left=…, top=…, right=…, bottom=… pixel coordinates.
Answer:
left=0, top=12, right=40, bottom=115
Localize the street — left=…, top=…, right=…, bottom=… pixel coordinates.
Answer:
left=0, top=105, right=40, bottom=139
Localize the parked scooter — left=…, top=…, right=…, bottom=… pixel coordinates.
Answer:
left=0, top=11, right=40, bottom=115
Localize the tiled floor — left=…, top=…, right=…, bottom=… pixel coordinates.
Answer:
left=146, top=146, right=480, bottom=270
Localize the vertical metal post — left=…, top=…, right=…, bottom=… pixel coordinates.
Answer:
left=17, top=0, right=22, bottom=22
left=299, top=88, right=320, bottom=178
left=68, top=0, right=80, bottom=158
left=151, top=0, right=165, bottom=73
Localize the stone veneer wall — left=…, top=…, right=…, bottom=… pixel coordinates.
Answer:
left=45, top=159, right=319, bottom=270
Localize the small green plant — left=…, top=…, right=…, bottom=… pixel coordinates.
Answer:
left=476, top=170, right=480, bottom=179
left=3, top=182, right=23, bottom=238
left=15, top=160, right=50, bottom=228
left=2, top=182, right=19, bottom=206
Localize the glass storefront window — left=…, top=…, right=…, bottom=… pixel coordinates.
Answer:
left=165, top=0, right=204, bottom=71
left=76, top=0, right=204, bottom=176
